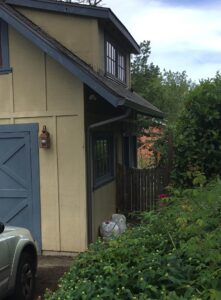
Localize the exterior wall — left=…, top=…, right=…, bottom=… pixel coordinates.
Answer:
left=0, top=27, right=87, bottom=253
left=17, top=8, right=131, bottom=86
left=92, top=181, right=116, bottom=241
left=17, top=8, right=101, bottom=72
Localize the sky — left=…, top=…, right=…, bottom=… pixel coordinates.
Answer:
left=103, top=0, right=221, bottom=83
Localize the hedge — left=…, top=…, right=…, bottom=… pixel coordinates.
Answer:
left=45, top=181, right=221, bottom=300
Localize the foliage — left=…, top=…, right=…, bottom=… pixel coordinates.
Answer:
left=131, top=41, right=162, bottom=117
left=131, top=41, right=193, bottom=125
left=137, top=126, right=164, bottom=168
left=45, top=181, right=221, bottom=300
left=173, top=73, right=221, bottom=186
left=77, top=0, right=103, bottom=5
left=153, top=125, right=173, bottom=167
left=59, top=0, right=103, bottom=6
left=160, top=70, right=193, bottom=124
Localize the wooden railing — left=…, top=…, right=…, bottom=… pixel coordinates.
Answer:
left=116, top=165, right=170, bottom=212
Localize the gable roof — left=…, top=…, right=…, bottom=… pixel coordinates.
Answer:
left=0, top=2, right=163, bottom=118
left=5, top=0, right=140, bottom=54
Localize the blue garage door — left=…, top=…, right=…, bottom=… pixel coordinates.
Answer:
left=0, top=124, right=41, bottom=250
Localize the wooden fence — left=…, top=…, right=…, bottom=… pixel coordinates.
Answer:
left=116, top=164, right=170, bottom=212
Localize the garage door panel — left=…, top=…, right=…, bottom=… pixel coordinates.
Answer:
left=0, top=138, right=25, bottom=165
left=5, top=204, right=30, bottom=229
left=0, top=165, right=27, bottom=189
left=0, top=124, right=41, bottom=250
left=0, top=137, right=24, bottom=158
left=4, top=144, right=29, bottom=183
left=0, top=197, right=26, bottom=217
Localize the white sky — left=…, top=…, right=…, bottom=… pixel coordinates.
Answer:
left=103, top=0, right=221, bottom=83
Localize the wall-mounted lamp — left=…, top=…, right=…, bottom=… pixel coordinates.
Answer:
left=39, top=125, right=50, bottom=149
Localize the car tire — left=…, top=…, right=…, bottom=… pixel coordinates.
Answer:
left=13, top=252, right=35, bottom=300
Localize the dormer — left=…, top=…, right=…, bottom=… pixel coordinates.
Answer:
left=4, top=0, right=139, bottom=87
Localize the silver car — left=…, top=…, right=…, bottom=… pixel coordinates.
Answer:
left=0, top=222, right=37, bottom=300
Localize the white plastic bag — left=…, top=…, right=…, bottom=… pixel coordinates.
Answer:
left=112, top=214, right=127, bottom=234
left=100, top=221, right=120, bottom=239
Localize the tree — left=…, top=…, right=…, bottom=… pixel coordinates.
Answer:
left=77, top=0, right=102, bottom=5
left=160, top=70, right=193, bottom=123
left=60, top=0, right=103, bottom=5
left=131, top=40, right=162, bottom=111
left=173, top=73, right=221, bottom=186
left=131, top=41, right=193, bottom=124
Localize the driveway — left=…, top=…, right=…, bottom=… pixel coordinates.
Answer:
left=34, top=256, right=75, bottom=299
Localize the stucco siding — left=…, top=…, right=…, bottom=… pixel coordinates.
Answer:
left=18, top=8, right=101, bottom=71
left=46, top=56, right=83, bottom=113
left=92, top=181, right=116, bottom=241
left=0, top=73, right=13, bottom=113
left=57, top=116, right=87, bottom=252
left=0, top=119, right=12, bottom=124
left=9, top=28, right=47, bottom=112
left=0, top=26, right=87, bottom=253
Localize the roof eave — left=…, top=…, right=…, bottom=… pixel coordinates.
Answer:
left=123, top=99, right=164, bottom=119
left=0, top=3, right=123, bottom=107
left=5, top=0, right=140, bottom=54
left=0, top=3, right=160, bottom=118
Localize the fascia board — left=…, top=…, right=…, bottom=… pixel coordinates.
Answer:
left=5, top=0, right=140, bottom=53
left=123, top=99, right=164, bottom=119
left=0, top=4, right=122, bottom=108
left=5, top=0, right=109, bottom=18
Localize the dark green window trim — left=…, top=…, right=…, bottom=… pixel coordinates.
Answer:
left=123, top=135, right=137, bottom=168
left=92, top=133, right=114, bottom=189
left=105, top=37, right=126, bottom=84
left=0, top=19, right=11, bottom=74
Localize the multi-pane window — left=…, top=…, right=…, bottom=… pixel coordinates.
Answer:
left=93, top=134, right=114, bottom=187
left=0, top=19, right=10, bottom=73
left=106, top=40, right=126, bottom=83
left=106, top=41, right=116, bottom=77
left=118, top=52, right=126, bottom=82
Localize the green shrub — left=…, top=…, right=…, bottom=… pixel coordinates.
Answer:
left=172, top=73, right=221, bottom=186
left=45, top=181, right=221, bottom=300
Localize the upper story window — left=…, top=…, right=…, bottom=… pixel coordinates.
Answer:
left=0, top=19, right=11, bottom=74
left=106, top=39, right=126, bottom=84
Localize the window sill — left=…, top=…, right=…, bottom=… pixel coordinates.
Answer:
left=105, top=73, right=127, bottom=87
left=0, top=67, right=12, bottom=74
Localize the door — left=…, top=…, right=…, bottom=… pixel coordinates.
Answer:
left=0, top=124, right=41, bottom=250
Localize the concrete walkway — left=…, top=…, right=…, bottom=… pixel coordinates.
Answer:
left=38, top=255, right=75, bottom=268
left=35, top=256, right=75, bottom=299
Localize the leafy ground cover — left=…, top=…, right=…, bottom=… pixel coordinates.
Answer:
left=45, top=181, right=221, bottom=300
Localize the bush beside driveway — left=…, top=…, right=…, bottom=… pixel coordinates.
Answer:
left=44, top=181, right=221, bottom=299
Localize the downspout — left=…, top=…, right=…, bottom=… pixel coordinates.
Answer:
left=86, top=108, right=131, bottom=244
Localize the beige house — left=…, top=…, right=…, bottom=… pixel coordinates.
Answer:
left=0, top=0, right=162, bottom=255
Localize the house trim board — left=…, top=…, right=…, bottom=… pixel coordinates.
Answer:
left=0, top=19, right=11, bottom=73
left=5, top=0, right=140, bottom=53
left=0, top=4, right=123, bottom=108
left=0, top=4, right=163, bottom=119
